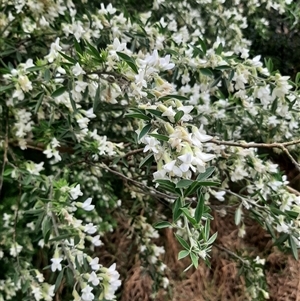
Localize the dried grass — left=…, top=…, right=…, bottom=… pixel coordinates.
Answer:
left=99, top=209, right=300, bottom=301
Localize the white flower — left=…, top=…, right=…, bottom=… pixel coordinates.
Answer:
left=82, top=198, right=95, bottom=211
left=31, top=286, right=42, bottom=301
left=90, top=257, right=100, bottom=271
left=74, top=80, right=88, bottom=93
left=46, top=285, right=55, bottom=301
left=18, top=75, right=32, bottom=92
left=144, top=49, right=159, bottom=66
left=230, top=164, right=248, bottom=182
left=12, top=88, right=25, bottom=100
left=143, top=136, right=160, bottom=153
left=83, top=108, right=96, bottom=119
left=84, top=223, right=97, bottom=234
left=81, top=285, right=94, bottom=301
left=72, top=63, right=86, bottom=77
left=91, top=235, right=102, bottom=246
left=50, top=257, right=63, bottom=272
left=76, top=116, right=90, bottom=128
left=9, top=243, right=23, bottom=257
left=211, top=190, right=226, bottom=201
left=163, top=160, right=182, bottom=177
left=177, top=105, right=193, bottom=121
left=153, top=169, right=167, bottom=180
left=178, top=153, right=195, bottom=173
left=51, top=138, right=60, bottom=148
left=191, top=126, right=213, bottom=145
left=35, top=270, right=44, bottom=282
left=88, top=271, right=100, bottom=286
left=26, top=162, right=44, bottom=175
left=159, top=55, right=175, bottom=70
left=69, top=184, right=83, bottom=200
left=102, top=263, right=122, bottom=300
left=45, top=38, right=62, bottom=63
left=160, top=105, right=175, bottom=122
left=162, top=277, right=169, bottom=289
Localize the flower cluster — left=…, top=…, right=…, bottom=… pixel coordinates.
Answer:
left=1, top=0, right=300, bottom=300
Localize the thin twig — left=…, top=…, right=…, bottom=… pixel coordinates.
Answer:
left=0, top=108, right=9, bottom=194
left=215, top=244, right=250, bottom=266
left=100, top=163, right=177, bottom=200
left=286, top=186, right=300, bottom=196
left=121, top=148, right=144, bottom=159
left=50, top=212, right=78, bottom=277
left=48, top=171, right=78, bottom=277
left=209, top=139, right=300, bottom=171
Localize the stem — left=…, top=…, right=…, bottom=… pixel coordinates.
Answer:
left=208, top=138, right=300, bottom=171
left=50, top=212, right=78, bottom=277
left=0, top=106, right=9, bottom=194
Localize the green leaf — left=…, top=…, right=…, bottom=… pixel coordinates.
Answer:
left=174, top=110, right=184, bottom=123
left=289, top=235, right=298, bottom=260
left=175, top=234, right=190, bottom=250
left=206, top=232, right=218, bottom=245
left=26, top=65, right=47, bottom=72
left=178, top=250, right=190, bottom=260
left=265, top=222, right=276, bottom=239
left=3, top=168, right=13, bottom=176
left=215, top=65, right=231, bottom=70
left=204, top=219, right=210, bottom=241
left=196, top=181, right=219, bottom=187
left=200, top=68, right=214, bottom=77
left=184, top=181, right=202, bottom=197
left=286, top=210, right=299, bottom=219
left=93, top=84, right=101, bottom=113
left=176, top=179, right=193, bottom=189
left=54, top=269, right=64, bottom=293
left=44, top=69, right=51, bottom=82
left=274, top=233, right=289, bottom=247
left=215, top=43, right=223, bottom=55
left=58, top=51, right=77, bottom=64
left=117, top=52, right=138, bottom=74
left=34, top=92, right=44, bottom=114
left=198, top=38, right=207, bottom=55
left=139, top=153, right=153, bottom=168
left=296, top=72, right=300, bottom=85
left=126, top=113, right=151, bottom=121
left=149, top=133, right=169, bottom=142
left=139, top=123, right=151, bottom=140
left=24, top=208, right=44, bottom=215
left=34, top=212, right=45, bottom=234
left=74, top=39, right=83, bottom=55
left=264, top=57, right=273, bottom=73
left=192, top=46, right=204, bottom=58
left=0, top=84, right=14, bottom=92
left=173, top=197, right=183, bottom=221
left=154, top=221, right=172, bottom=229
left=210, top=76, right=222, bottom=88
left=49, top=234, right=74, bottom=242
left=51, top=86, right=66, bottom=98
left=195, top=193, right=204, bottom=223
left=146, top=109, right=169, bottom=122
left=190, top=252, right=199, bottom=269
left=180, top=208, right=197, bottom=226
left=86, top=41, right=101, bottom=60
left=42, top=216, right=52, bottom=240
left=158, top=94, right=189, bottom=102
left=156, top=179, right=179, bottom=194
left=196, top=166, right=215, bottom=181
left=68, top=82, right=77, bottom=112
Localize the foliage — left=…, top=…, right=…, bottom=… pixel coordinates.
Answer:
left=0, top=0, right=300, bottom=300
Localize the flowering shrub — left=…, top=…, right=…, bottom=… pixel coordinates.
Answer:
left=0, top=0, right=300, bottom=300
